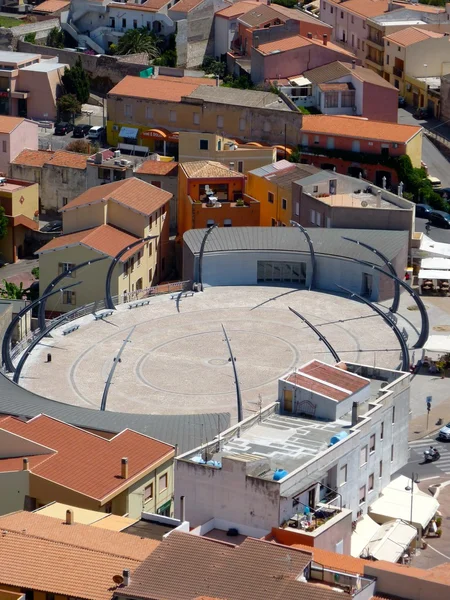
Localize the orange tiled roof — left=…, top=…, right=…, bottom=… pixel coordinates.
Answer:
left=109, top=0, right=170, bottom=10
left=0, top=455, right=51, bottom=473
left=301, top=114, right=422, bottom=143
left=11, top=149, right=87, bottom=169
left=290, top=543, right=368, bottom=575
left=215, top=1, right=259, bottom=19
left=0, top=116, right=25, bottom=134
left=108, top=74, right=215, bottom=101
left=60, top=177, right=172, bottom=215
left=0, top=414, right=174, bottom=501
left=0, top=511, right=159, bottom=561
left=33, top=0, right=70, bottom=12
left=136, top=160, right=178, bottom=176
left=181, top=160, right=245, bottom=179
left=257, top=34, right=355, bottom=57
left=11, top=148, right=55, bottom=167
left=327, top=0, right=391, bottom=18
left=37, top=224, right=143, bottom=262
left=0, top=529, right=142, bottom=600
left=169, top=0, right=206, bottom=12
left=385, top=26, right=444, bottom=47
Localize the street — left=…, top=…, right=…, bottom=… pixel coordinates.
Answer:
left=415, top=217, right=450, bottom=244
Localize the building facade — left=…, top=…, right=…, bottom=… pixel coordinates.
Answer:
left=0, top=178, right=39, bottom=263
left=0, top=117, right=38, bottom=175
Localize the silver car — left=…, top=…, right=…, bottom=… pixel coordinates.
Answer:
left=438, top=422, right=450, bottom=440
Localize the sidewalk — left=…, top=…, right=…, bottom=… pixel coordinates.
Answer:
left=409, top=394, right=450, bottom=441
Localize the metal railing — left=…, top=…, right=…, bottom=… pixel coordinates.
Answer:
left=393, top=67, right=403, bottom=78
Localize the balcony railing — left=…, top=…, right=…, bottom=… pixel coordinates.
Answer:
left=365, top=54, right=383, bottom=66
left=393, top=66, right=404, bottom=78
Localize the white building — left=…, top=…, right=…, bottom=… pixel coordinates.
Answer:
left=175, top=360, right=410, bottom=540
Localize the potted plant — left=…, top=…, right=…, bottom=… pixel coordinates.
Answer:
left=235, top=198, right=245, bottom=206
left=437, top=529, right=442, bottom=538
left=436, top=517, right=442, bottom=528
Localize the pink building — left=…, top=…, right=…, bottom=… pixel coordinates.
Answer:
left=0, top=116, right=38, bottom=175
left=251, top=33, right=358, bottom=84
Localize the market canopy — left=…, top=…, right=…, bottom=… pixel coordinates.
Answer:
left=424, top=335, right=450, bottom=354
left=119, top=127, right=138, bottom=138
left=351, top=513, right=380, bottom=558
left=420, top=234, right=450, bottom=258
left=421, top=257, right=450, bottom=270
left=418, top=269, right=450, bottom=280
left=362, top=519, right=416, bottom=563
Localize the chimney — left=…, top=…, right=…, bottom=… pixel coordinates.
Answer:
left=180, top=495, right=186, bottom=522
left=66, top=509, right=74, bottom=525
left=254, top=36, right=259, bottom=49
left=121, top=457, right=129, bottom=479
left=351, top=401, right=358, bottom=427
left=307, top=32, right=313, bottom=39
left=123, top=569, right=131, bottom=587
left=22, top=458, right=29, bottom=471
left=352, top=59, right=356, bottom=70
left=323, top=34, right=328, bottom=46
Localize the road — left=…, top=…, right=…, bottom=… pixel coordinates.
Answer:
left=415, top=217, right=450, bottom=243
left=398, top=108, right=450, bottom=188
left=396, top=433, right=450, bottom=481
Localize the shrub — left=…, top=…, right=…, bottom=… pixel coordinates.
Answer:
left=24, top=32, right=36, bottom=43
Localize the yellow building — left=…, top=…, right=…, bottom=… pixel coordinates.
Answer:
left=0, top=414, right=175, bottom=518
left=178, top=132, right=277, bottom=173
left=0, top=178, right=39, bottom=263
left=37, top=177, right=171, bottom=313
left=246, top=160, right=320, bottom=227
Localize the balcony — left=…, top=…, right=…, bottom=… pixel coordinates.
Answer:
left=365, top=54, right=383, bottom=67
left=366, top=36, right=383, bottom=51
left=393, top=66, right=404, bottom=78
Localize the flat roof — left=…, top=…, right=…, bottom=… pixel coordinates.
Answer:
left=21, top=61, right=67, bottom=72
left=186, top=85, right=292, bottom=111
left=0, top=50, right=40, bottom=64
left=305, top=190, right=406, bottom=209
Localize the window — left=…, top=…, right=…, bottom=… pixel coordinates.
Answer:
left=217, top=115, right=224, bottom=128
left=394, top=79, right=399, bottom=90
left=380, top=422, right=384, bottom=440
left=193, top=112, right=200, bottom=125
left=369, top=434, right=376, bottom=453
left=351, top=34, right=354, bottom=47
left=62, top=196, right=68, bottom=206
left=124, top=103, right=132, bottom=118
left=379, top=460, right=383, bottom=478
left=324, top=92, right=339, bottom=108
left=123, top=260, right=129, bottom=277
left=326, top=216, right=331, bottom=228
left=313, top=185, right=319, bottom=193
left=314, top=135, right=319, bottom=144
left=98, top=167, right=111, bottom=181
left=282, top=198, right=287, bottom=210
left=391, top=444, right=394, bottom=462
left=2, top=140, right=6, bottom=152
left=268, top=192, right=274, bottom=204
left=351, top=14, right=354, bottom=23
left=357, top=38, right=360, bottom=50
left=392, top=406, right=395, bottom=423
left=149, top=242, right=152, bottom=256
left=362, top=41, right=365, bottom=51
left=133, top=19, right=138, bottom=28
left=122, top=17, right=126, bottom=27
left=145, top=105, right=152, bottom=119
left=239, top=117, right=246, bottom=131
left=340, top=10, right=343, bottom=17
left=144, top=483, right=153, bottom=501
left=46, top=593, right=55, bottom=600
left=316, top=212, right=321, bottom=226
left=237, top=161, right=243, bottom=173
left=169, top=110, right=176, bottom=122
left=62, top=170, right=68, bottom=184
left=322, top=1, right=325, bottom=8
left=148, top=267, right=152, bottom=282
left=295, top=201, right=300, bottom=216
left=58, top=262, right=76, bottom=277
left=62, top=291, right=76, bottom=305
left=200, top=139, right=209, bottom=150
left=207, top=219, right=215, bottom=227
left=224, top=218, right=232, bottom=227
left=359, top=485, right=366, bottom=505
left=151, top=180, right=161, bottom=188
left=330, top=5, right=333, bottom=13
left=149, top=215, right=153, bottom=229
left=360, top=445, right=368, bottom=466
left=363, top=21, right=366, bottom=28
left=368, top=473, right=374, bottom=492
left=386, top=55, right=390, bottom=65
left=339, top=464, right=347, bottom=486
left=310, top=209, right=316, bottom=224
left=137, top=251, right=141, bottom=267
left=159, top=473, right=168, bottom=492
left=398, top=46, right=401, bottom=52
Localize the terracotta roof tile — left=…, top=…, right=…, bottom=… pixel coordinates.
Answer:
left=385, top=26, right=444, bottom=47
left=0, top=455, right=51, bottom=473
left=304, top=61, right=396, bottom=90
left=399, top=2, right=445, bottom=12
left=11, top=149, right=87, bottom=169
left=0, top=511, right=158, bottom=562
left=109, top=0, right=170, bottom=10
left=136, top=160, right=178, bottom=176
left=257, top=34, right=355, bottom=57
left=271, top=3, right=332, bottom=26
left=318, top=82, right=353, bottom=91
left=0, top=529, right=142, bottom=600
left=169, top=0, right=206, bottom=12
left=0, top=414, right=174, bottom=500
left=108, top=74, right=215, bottom=101
left=33, top=0, right=70, bottom=12
left=181, top=160, right=245, bottom=179
left=290, top=543, right=368, bottom=575
left=239, top=3, right=288, bottom=26
left=426, top=563, right=450, bottom=584
left=0, top=116, right=25, bottom=134
left=328, top=0, right=391, bottom=18
left=301, top=114, right=422, bottom=143
left=215, top=1, right=260, bottom=19
left=60, top=177, right=172, bottom=215
left=299, top=360, right=369, bottom=394
left=11, top=149, right=55, bottom=167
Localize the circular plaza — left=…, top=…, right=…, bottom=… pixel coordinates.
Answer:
left=16, top=285, right=407, bottom=422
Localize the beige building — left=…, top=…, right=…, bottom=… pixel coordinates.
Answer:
left=135, top=159, right=178, bottom=233
left=37, top=177, right=171, bottom=313
left=0, top=178, right=39, bottom=263
left=0, top=413, right=175, bottom=518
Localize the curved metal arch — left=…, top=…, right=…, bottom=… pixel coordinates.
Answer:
left=38, top=257, right=108, bottom=332
left=337, top=285, right=410, bottom=372
left=288, top=306, right=341, bottom=363
left=341, top=236, right=400, bottom=313
left=222, top=324, right=243, bottom=423
left=105, top=236, right=154, bottom=310
left=14, top=306, right=82, bottom=383
left=2, top=281, right=82, bottom=373
left=198, top=224, right=218, bottom=292
left=350, top=258, right=428, bottom=349
left=290, top=221, right=316, bottom=290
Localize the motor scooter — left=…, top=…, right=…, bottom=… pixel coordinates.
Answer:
left=424, top=449, right=440, bottom=462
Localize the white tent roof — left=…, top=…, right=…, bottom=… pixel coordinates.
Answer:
left=364, top=519, right=416, bottom=563
left=368, top=476, right=439, bottom=530
left=424, top=335, right=450, bottom=354
left=418, top=269, right=450, bottom=280
left=421, top=257, right=450, bottom=270
left=351, top=513, right=380, bottom=558
left=420, top=234, right=450, bottom=258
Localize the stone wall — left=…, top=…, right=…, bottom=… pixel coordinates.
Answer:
left=0, top=18, right=60, bottom=51
left=440, top=74, right=450, bottom=124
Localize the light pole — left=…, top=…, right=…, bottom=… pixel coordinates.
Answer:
left=405, top=472, right=420, bottom=530
left=290, top=220, right=316, bottom=290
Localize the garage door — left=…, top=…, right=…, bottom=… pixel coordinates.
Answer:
left=257, top=261, right=306, bottom=284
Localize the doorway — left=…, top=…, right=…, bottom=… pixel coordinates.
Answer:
left=362, top=273, right=373, bottom=298
left=283, top=389, right=293, bottom=412
left=308, top=487, right=316, bottom=509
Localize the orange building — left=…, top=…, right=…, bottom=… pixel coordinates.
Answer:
left=177, top=160, right=260, bottom=236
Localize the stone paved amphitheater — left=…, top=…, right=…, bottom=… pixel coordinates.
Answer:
left=18, top=286, right=407, bottom=422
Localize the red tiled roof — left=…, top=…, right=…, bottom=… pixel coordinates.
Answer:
left=11, top=149, right=55, bottom=167
left=0, top=455, right=51, bottom=473
left=0, top=116, right=25, bottom=134
left=301, top=114, right=422, bottom=143
left=60, top=177, right=172, bottom=215
left=300, top=360, right=369, bottom=393
left=169, top=0, right=205, bottom=12
left=257, top=34, right=355, bottom=57
left=11, top=149, right=87, bottom=170
left=32, top=0, right=70, bottom=12
left=0, top=415, right=174, bottom=501
left=385, top=26, right=444, bottom=47
left=136, top=160, right=178, bottom=176
left=108, top=74, right=215, bottom=101
left=215, top=1, right=259, bottom=19
left=290, top=543, right=368, bottom=575
left=327, top=0, right=391, bottom=18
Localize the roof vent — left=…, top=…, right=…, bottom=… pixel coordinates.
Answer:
left=65, top=509, right=74, bottom=525
left=22, top=458, right=29, bottom=471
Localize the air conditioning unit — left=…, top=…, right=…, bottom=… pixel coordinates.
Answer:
left=112, top=125, right=119, bottom=131
left=406, top=83, right=412, bottom=91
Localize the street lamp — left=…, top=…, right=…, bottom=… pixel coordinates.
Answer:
left=405, top=472, right=420, bottom=527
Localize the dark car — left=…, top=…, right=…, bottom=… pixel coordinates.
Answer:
left=54, top=122, right=74, bottom=135
left=41, top=220, right=62, bottom=233
left=428, top=210, right=450, bottom=229
left=415, top=203, right=433, bottom=219
left=72, top=123, right=91, bottom=138
left=436, top=187, right=450, bottom=199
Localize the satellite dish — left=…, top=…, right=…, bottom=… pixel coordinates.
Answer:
left=361, top=200, right=368, bottom=207
left=113, top=575, right=124, bottom=585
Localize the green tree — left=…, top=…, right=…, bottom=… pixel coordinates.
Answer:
left=24, top=32, right=36, bottom=43
left=66, top=139, right=99, bottom=154
left=61, top=57, right=90, bottom=104
left=31, top=267, right=39, bottom=279
left=222, top=74, right=254, bottom=89
left=0, top=280, right=25, bottom=300
left=116, top=28, right=160, bottom=60
left=57, top=93, right=81, bottom=123
left=0, top=205, right=7, bottom=240
left=202, top=57, right=226, bottom=78
left=46, top=27, right=64, bottom=49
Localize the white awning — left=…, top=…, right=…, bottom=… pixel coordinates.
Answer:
left=369, top=476, right=439, bottom=530
left=420, top=234, right=450, bottom=258
left=363, top=519, right=416, bottom=563
left=421, top=257, right=450, bottom=270
left=418, top=269, right=450, bottom=280
left=288, top=76, right=311, bottom=86
left=351, top=513, right=380, bottom=558
left=424, top=335, right=450, bottom=354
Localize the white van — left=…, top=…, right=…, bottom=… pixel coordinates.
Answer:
left=427, top=175, right=442, bottom=189
left=87, top=126, right=105, bottom=140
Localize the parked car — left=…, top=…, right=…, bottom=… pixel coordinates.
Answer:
left=414, top=107, right=428, bottom=119
left=398, top=96, right=406, bottom=108
left=415, top=203, right=433, bottom=219
left=54, top=122, right=74, bottom=135
left=73, top=124, right=91, bottom=138
left=439, top=422, right=450, bottom=441
left=427, top=175, right=442, bottom=189
left=436, top=187, right=450, bottom=199
left=428, top=210, right=450, bottom=229
left=87, top=125, right=105, bottom=141
left=41, top=220, right=62, bottom=233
